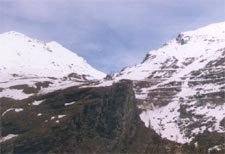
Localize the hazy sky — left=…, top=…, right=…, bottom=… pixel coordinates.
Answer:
left=1, top=0, right=225, bottom=73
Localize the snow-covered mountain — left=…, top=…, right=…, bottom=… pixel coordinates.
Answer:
left=115, top=22, right=225, bottom=81
left=1, top=22, right=225, bottom=152
left=0, top=31, right=106, bottom=99
left=0, top=31, right=105, bottom=81
left=114, top=22, right=225, bottom=144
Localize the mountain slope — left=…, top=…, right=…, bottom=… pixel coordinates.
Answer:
left=0, top=31, right=106, bottom=100
left=1, top=22, right=225, bottom=153
left=0, top=31, right=105, bottom=81
left=114, top=22, right=225, bottom=145
left=115, top=22, right=225, bottom=81
left=0, top=81, right=168, bottom=153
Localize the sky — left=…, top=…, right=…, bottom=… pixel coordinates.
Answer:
left=1, top=0, right=225, bottom=73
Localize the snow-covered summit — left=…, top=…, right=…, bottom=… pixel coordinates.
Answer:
left=149, top=21, right=225, bottom=59
left=182, top=21, right=225, bottom=38
left=114, top=22, right=225, bottom=144
left=0, top=31, right=106, bottom=81
left=115, top=22, right=225, bottom=80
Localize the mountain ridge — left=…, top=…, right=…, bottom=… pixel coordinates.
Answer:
left=0, top=31, right=106, bottom=81
left=112, top=21, right=225, bottom=144
left=0, top=31, right=106, bottom=100
left=1, top=22, right=225, bottom=153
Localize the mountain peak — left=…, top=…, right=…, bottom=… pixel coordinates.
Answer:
left=0, top=31, right=106, bottom=81
left=114, top=22, right=225, bottom=144
left=180, top=21, right=225, bottom=41
left=0, top=31, right=45, bottom=46
left=47, top=41, right=62, bottom=47
left=145, top=22, right=225, bottom=60
left=3, top=31, right=25, bottom=35
left=117, top=22, right=225, bottom=81
left=0, top=31, right=30, bottom=39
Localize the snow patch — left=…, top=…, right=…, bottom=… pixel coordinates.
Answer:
left=58, top=115, right=66, bottom=119
left=0, top=134, right=18, bottom=143
left=2, top=108, right=24, bottom=116
left=32, top=100, right=45, bottom=106
left=15, top=108, right=24, bottom=112
left=65, top=101, right=76, bottom=106
left=37, top=113, right=42, bottom=116
left=0, top=89, right=33, bottom=100
left=51, top=116, right=55, bottom=120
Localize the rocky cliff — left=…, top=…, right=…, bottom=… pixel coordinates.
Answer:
left=1, top=80, right=167, bottom=153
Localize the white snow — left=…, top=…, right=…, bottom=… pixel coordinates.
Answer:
left=92, top=80, right=114, bottom=87
left=0, top=22, right=224, bottom=145
left=2, top=108, right=24, bottom=116
left=140, top=101, right=191, bottom=144
left=1, top=108, right=15, bottom=116
left=115, top=22, right=225, bottom=81
left=32, top=100, right=45, bottom=106
left=0, top=88, right=33, bottom=100
left=0, top=134, right=18, bottom=143
left=65, top=101, right=76, bottom=106
left=0, top=75, right=89, bottom=100
left=39, top=80, right=83, bottom=94
left=58, top=115, right=66, bottom=119
left=196, top=104, right=225, bottom=132
left=15, top=108, right=24, bottom=112
left=117, top=22, right=225, bottom=144
left=136, top=93, right=148, bottom=99
left=51, top=116, right=55, bottom=120
left=208, top=145, right=222, bottom=153
left=37, top=113, right=42, bottom=116
left=0, top=31, right=106, bottom=83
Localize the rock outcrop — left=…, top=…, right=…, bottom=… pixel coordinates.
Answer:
left=1, top=81, right=166, bottom=153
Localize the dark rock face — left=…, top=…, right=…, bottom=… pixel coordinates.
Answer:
left=1, top=81, right=166, bottom=153
left=186, top=131, right=225, bottom=154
